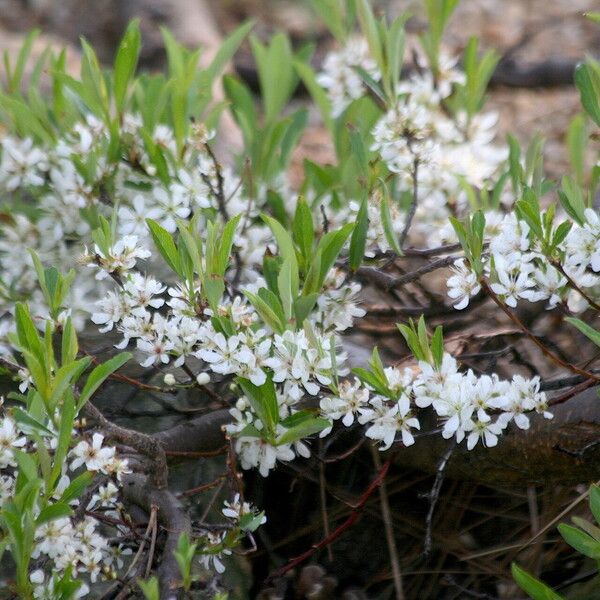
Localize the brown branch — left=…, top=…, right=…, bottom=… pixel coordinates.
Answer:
left=357, top=255, right=458, bottom=291
left=84, top=402, right=169, bottom=489
left=122, top=473, right=191, bottom=600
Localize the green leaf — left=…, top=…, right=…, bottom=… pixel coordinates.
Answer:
left=348, top=125, right=369, bottom=178
left=138, top=577, right=160, bottom=600
left=356, top=0, right=384, bottom=74
left=349, top=196, right=369, bottom=271
left=60, top=471, right=94, bottom=504
left=48, top=357, right=92, bottom=412
left=237, top=376, right=279, bottom=434
left=294, top=293, right=319, bottom=326
left=565, top=317, right=600, bottom=348
left=50, top=391, right=76, bottom=489
left=217, top=214, right=242, bottom=275
left=559, top=523, right=600, bottom=559
left=15, top=302, right=45, bottom=363
left=559, top=176, right=587, bottom=225
left=308, top=0, right=347, bottom=42
left=36, top=502, right=73, bottom=526
left=11, top=408, right=53, bottom=437
left=176, top=219, right=203, bottom=278
left=511, top=563, right=564, bottom=600
left=146, top=218, right=181, bottom=275
left=223, top=75, right=257, bottom=145
left=61, top=317, right=79, bottom=366
left=277, top=417, right=330, bottom=445
left=277, top=259, right=295, bottom=323
left=292, top=197, right=314, bottom=266
left=205, top=20, right=254, bottom=83
left=316, top=223, right=354, bottom=287
left=431, top=326, right=444, bottom=369
left=251, top=33, right=296, bottom=123
left=113, top=20, right=141, bottom=113
left=552, top=220, right=573, bottom=248
left=567, top=114, right=587, bottom=185
left=575, top=62, right=600, bottom=126
left=14, top=450, right=38, bottom=483
left=245, top=290, right=285, bottom=333
left=293, top=59, right=333, bottom=131
left=590, top=485, right=600, bottom=524
left=77, top=352, right=132, bottom=410
left=261, top=214, right=299, bottom=296
left=238, top=511, right=266, bottom=532
left=5, top=29, right=40, bottom=93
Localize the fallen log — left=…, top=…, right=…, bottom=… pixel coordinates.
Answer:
left=395, top=385, right=600, bottom=486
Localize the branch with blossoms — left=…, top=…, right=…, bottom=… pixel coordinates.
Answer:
left=1, top=2, right=600, bottom=599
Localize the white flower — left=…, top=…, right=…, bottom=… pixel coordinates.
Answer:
left=153, top=186, right=190, bottom=233
left=464, top=415, right=505, bottom=450
left=317, top=37, right=381, bottom=117
left=0, top=417, right=26, bottom=468
left=447, top=259, right=481, bottom=310
left=70, top=433, right=115, bottom=472
left=490, top=268, right=535, bottom=308
left=118, top=194, right=163, bottom=237
left=0, top=136, right=49, bottom=190
left=89, top=235, right=151, bottom=280
left=90, top=481, right=119, bottom=508
left=320, top=378, right=369, bottom=427
left=360, top=395, right=420, bottom=450
left=123, top=273, right=166, bottom=310
left=137, top=336, right=173, bottom=367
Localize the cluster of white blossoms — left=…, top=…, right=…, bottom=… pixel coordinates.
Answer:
left=0, top=112, right=294, bottom=345
left=225, top=329, right=348, bottom=477
left=87, top=235, right=362, bottom=379
left=195, top=494, right=267, bottom=574
left=317, top=41, right=508, bottom=252
left=316, top=37, right=381, bottom=117
left=446, top=210, right=600, bottom=313
left=0, top=411, right=132, bottom=597
left=32, top=516, right=131, bottom=588
left=320, top=352, right=552, bottom=451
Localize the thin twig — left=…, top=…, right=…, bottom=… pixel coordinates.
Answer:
left=551, top=259, right=600, bottom=312
left=424, top=441, right=455, bottom=557
left=267, top=456, right=391, bottom=581
left=145, top=508, right=159, bottom=578
left=481, top=279, right=600, bottom=382
left=371, top=446, right=405, bottom=600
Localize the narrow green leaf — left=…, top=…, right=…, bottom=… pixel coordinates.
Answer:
left=349, top=196, right=369, bottom=271
left=146, top=218, right=181, bottom=275
left=559, top=523, right=600, bottom=559
left=237, top=376, right=279, bottom=434
left=277, top=417, right=331, bottom=445
left=78, top=352, right=132, bottom=410
left=113, top=20, right=141, bottom=112
left=511, top=563, right=564, bottom=600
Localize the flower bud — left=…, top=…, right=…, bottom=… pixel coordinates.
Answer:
left=196, top=372, right=211, bottom=386
left=163, top=373, right=176, bottom=386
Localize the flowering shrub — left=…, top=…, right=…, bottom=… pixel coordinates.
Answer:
left=0, top=1, right=599, bottom=597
